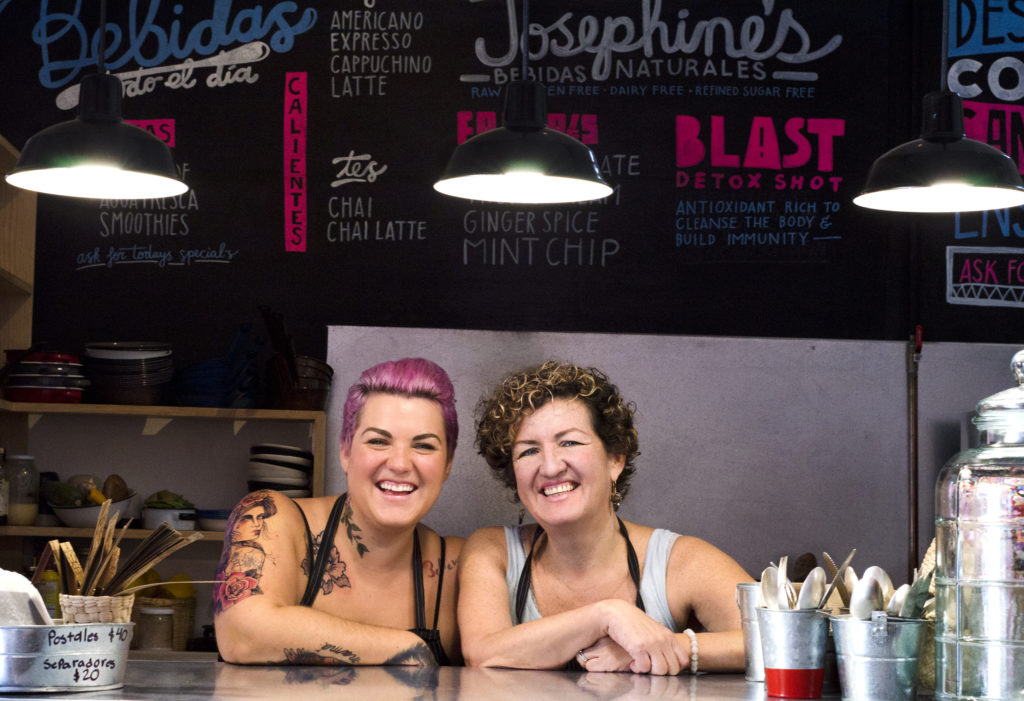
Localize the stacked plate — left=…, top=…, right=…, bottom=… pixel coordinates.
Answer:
left=83, top=342, right=174, bottom=405
left=247, top=443, right=312, bottom=497
left=2, top=351, right=89, bottom=403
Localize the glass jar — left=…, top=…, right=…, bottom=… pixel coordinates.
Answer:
left=134, top=607, right=174, bottom=650
left=5, top=455, right=38, bottom=526
left=934, top=350, right=1024, bottom=699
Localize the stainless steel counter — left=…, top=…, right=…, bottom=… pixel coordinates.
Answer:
left=0, top=659, right=803, bottom=700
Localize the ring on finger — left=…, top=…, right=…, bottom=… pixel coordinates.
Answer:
left=576, top=650, right=589, bottom=665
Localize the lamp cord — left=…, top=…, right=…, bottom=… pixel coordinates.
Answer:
left=940, top=0, right=948, bottom=90
left=97, top=0, right=108, bottom=74
left=520, top=0, right=529, bottom=77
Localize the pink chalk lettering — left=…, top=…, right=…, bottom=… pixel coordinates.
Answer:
left=283, top=72, right=307, bottom=253
left=125, top=119, right=175, bottom=147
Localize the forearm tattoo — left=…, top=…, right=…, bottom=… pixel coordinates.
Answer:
left=214, top=491, right=277, bottom=614
left=280, top=644, right=360, bottom=665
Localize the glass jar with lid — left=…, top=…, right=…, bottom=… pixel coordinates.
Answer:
left=934, top=350, right=1024, bottom=699
left=5, top=455, right=38, bottom=526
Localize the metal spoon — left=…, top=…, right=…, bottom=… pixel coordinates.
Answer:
left=843, top=566, right=859, bottom=604
left=886, top=583, right=911, bottom=615
left=760, top=566, right=779, bottom=609
left=850, top=575, right=884, bottom=620
left=777, top=556, right=796, bottom=609
left=796, top=566, right=826, bottom=609
left=861, top=565, right=895, bottom=603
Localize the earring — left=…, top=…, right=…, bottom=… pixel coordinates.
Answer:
left=610, top=479, right=623, bottom=510
left=518, top=508, right=526, bottom=526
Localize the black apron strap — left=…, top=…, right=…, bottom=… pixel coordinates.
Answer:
left=412, top=529, right=426, bottom=630
left=300, top=493, right=347, bottom=607
left=619, top=517, right=645, bottom=612
left=432, top=537, right=446, bottom=629
left=514, top=518, right=646, bottom=621
left=513, top=525, right=545, bottom=624
left=411, top=529, right=449, bottom=630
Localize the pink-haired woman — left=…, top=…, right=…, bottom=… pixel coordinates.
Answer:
left=214, top=358, right=462, bottom=666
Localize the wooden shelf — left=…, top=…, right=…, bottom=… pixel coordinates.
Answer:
left=0, top=399, right=322, bottom=421
left=0, top=524, right=225, bottom=541
left=0, top=399, right=327, bottom=496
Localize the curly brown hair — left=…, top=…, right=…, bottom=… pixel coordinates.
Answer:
left=474, top=361, right=639, bottom=505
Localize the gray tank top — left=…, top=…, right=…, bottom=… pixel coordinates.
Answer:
left=503, top=525, right=680, bottom=631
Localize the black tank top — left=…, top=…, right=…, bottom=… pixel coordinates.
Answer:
left=298, top=494, right=450, bottom=665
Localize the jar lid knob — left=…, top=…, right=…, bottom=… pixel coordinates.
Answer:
left=1013, top=350, right=1024, bottom=386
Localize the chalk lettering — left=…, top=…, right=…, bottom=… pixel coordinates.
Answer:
left=35, top=0, right=317, bottom=88
left=473, top=0, right=841, bottom=81
left=675, top=115, right=845, bottom=171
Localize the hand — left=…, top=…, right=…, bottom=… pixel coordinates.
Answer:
left=597, top=599, right=688, bottom=675
left=576, top=636, right=632, bottom=672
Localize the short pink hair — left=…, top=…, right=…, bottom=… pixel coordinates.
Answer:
left=340, top=358, right=458, bottom=456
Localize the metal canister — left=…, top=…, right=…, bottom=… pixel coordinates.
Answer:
left=735, top=582, right=765, bottom=681
left=934, top=349, right=1024, bottom=699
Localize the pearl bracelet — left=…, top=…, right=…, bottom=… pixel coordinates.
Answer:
left=682, top=628, right=699, bottom=674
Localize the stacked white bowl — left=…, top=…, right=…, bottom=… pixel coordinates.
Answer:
left=83, top=342, right=174, bottom=405
left=247, top=443, right=312, bottom=497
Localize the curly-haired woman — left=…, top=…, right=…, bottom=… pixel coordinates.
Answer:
left=459, top=361, right=750, bottom=675
left=214, top=358, right=462, bottom=667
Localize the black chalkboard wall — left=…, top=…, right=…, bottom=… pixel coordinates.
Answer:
left=2, top=0, right=1016, bottom=366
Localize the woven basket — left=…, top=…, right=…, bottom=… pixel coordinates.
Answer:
left=131, top=596, right=195, bottom=651
left=59, top=593, right=135, bottom=623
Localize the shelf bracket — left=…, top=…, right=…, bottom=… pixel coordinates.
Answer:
left=141, top=417, right=173, bottom=436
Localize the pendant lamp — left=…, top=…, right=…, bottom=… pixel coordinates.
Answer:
left=853, top=91, right=1024, bottom=212
left=5, top=0, right=187, bottom=199
left=433, top=1, right=612, bottom=204
left=853, top=2, right=1024, bottom=213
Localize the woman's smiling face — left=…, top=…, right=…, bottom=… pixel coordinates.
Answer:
left=341, top=392, right=452, bottom=531
left=511, top=397, right=624, bottom=528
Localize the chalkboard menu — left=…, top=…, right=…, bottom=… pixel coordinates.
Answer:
left=0, top=0, right=935, bottom=362
left=914, top=0, right=1024, bottom=343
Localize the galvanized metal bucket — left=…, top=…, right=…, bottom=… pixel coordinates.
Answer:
left=735, top=582, right=765, bottom=682
left=831, top=612, right=927, bottom=701
left=757, top=607, right=829, bottom=698
left=0, top=622, right=133, bottom=692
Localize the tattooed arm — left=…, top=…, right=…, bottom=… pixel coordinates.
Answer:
left=213, top=491, right=438, bottom=666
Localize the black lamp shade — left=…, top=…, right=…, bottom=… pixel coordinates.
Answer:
left=434, top=81, right=612, bottom=204
left=854, top=92, right=1024, bottom=212
left=6, top=73, right=187, bottom=199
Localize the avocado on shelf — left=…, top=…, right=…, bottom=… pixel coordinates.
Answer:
left=41, top=480, right=85, bottom=507
left=143, top=490, right=195, bottom=510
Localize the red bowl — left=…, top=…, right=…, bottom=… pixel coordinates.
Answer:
left=3, top=386, right=83, bottom=403
left=12, top=350, right=81, bottom=364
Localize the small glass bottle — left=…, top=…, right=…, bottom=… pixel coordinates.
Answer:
left=35, top=568, right=60, bottom=619
left=6, top=455, right=38, bottom=526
